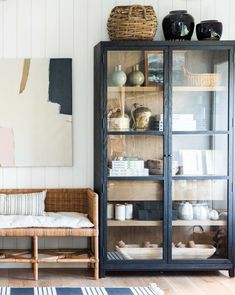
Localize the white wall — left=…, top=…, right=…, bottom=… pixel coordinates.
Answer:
left=0, top=0, right=234, bottom=264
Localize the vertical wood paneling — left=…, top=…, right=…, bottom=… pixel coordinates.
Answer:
left=187, top=0, right=201, bottom=40
left=86, top=0, right=102, bottom=188
left=31, top=0, right=46, bottom=187
left=46, top=0, right=59, bottom=57
left=3, top=0, right=17, bottom=57
left=58, top=0, right=74, bottom=188
left=17, top=168, right=32, bottom=188
left=101, top=0, right=115, bottom=40
left=73, top=0, right=88, bottom=187
left=44, top=0, right=60, bottom=188
left=17, top=0, right=31, bottom=57
left=16, top=0, right=32, bottom=188
left=228, top=0, right=235, bottom=39
left=0, top=169, right=3, bottom=188
left=215, top=0, right=230, bottom=40
left=31, top=0, right=46, bottom=57
left=200, top=0, right=216, bottom=21
left=129, top=0, right=144, bottom=4
left=0, top=3, right=4, bottom=57
left=3, top=169, right=17, bottom=188
left=31, top=168, right=45, bottom=188
left=59, top=0, right=74, bottom=57
left=145, top=0, right=159, bottom=40
left=45, top=167, right=59, bottom=188
left=172, top=0, right=187, bottom=10
left=158, top=0, right=173, bottom=40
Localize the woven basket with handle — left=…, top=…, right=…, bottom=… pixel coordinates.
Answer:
left=107, top=5, right=157, bottom=41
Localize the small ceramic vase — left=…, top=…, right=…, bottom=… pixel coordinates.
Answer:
left=128, top=64, right=145, bottom=86
left=111, top=65, right=127, bottom=87
left=196, top=20, right=222, bottom=40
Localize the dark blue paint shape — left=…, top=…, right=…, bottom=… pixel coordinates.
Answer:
left=56, top=288, right=83, bottom=295
left=49, top=58, right=72, bottom=115
left=106, top=288, right=134, bottom=295
left=11, top=288, right=34, bottom=295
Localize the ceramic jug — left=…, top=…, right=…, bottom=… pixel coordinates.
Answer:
left=131, top=103, right=152, bottom=130
left=180, top=202, right=193, bottom=220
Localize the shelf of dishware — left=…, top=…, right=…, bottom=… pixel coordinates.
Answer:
left=108, top=86, right=163, bottom=93
left=108, top=85, right=226, bottom=94
left=107, top=220, right=162, bottom=227
left=172, top=220, right=226, bottom=226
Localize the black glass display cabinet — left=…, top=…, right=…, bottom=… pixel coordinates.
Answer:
left=94, top=41, right=235, bottom=278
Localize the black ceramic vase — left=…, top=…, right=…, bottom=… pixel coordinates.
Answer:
left=162, top=10, right=194, bottom=40
left=196, top=20, right=223, bottom=40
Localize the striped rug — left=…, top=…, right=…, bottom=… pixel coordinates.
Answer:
left=0, top=285, right=164, bottom=295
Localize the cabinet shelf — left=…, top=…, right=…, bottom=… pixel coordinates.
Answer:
left=173, top=86, right=226, bottom=92
left=108, top=130, right=163, bottom=136
left=108, top=220, right=162, bottom=227
left=108, top=86, right=163, bottom=93
left=172, top=175, right=228, bottom=180
left=172, top=220, right=226, bottom=226
left=172, top=131, right=229, bottom=135
left=108, top=176, right=164, bottom=181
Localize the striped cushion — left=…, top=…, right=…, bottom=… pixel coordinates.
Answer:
left=0, top=191, right=46, bottom=216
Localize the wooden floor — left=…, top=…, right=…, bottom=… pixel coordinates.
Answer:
left=0, top=269, right=234, bottom=294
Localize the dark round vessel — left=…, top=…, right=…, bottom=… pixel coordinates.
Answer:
left=196, top=20, right=223, bottom=40
left=162, top=10, right=194, bottom=40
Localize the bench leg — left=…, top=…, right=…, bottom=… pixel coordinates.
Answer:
left=33, top=236, right=38, bottom=281
left=94, top=235, right=99, bottom=280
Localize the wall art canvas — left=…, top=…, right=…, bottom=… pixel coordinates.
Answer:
left=0, top=58, right=72, bottom=167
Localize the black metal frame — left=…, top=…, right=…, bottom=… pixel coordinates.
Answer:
left=94, top=41, right=235, bottom=278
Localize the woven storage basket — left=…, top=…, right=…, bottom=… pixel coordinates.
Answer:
left=107, top=5, right=157, bottom=40
left=185, top=68, right=221, bottom=87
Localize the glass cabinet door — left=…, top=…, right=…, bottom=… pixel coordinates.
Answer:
left=106, top=50, right=166, bottom=261
left=171, top=49, right=229, bottom=260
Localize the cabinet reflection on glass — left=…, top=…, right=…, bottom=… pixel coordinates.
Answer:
left=172, top=50, right=228, bottom=132
left=107, top=50, right=164, bottom=133
left=108, top=135, right=163, bottom=177
left=172, top=135, right=227, bottom=176
left=107, top=181, right=164, bottom=260
left=171, top=180, right=227, bottom=259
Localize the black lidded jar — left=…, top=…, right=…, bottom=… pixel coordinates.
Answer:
left=162, top=10, right=195, bottom=40
left=196, top=20, right=223, bottom=40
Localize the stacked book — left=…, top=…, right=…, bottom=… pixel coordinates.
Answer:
left=109, top=158, right=149, bottom=177
left=173, top=114, right=196, bottom=131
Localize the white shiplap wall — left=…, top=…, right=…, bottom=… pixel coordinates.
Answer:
left=0, top=0, right=234, bottom=265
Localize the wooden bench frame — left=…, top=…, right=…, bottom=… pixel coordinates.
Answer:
left=0, top=188, right=99, bottom=280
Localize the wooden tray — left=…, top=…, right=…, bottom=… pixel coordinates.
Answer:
left=116, top=244, right=215, bottom=260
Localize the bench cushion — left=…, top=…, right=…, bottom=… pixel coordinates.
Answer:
left=0, top=212, right=94, bottom=229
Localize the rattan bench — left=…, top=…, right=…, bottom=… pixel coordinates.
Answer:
left=0, top=188, right=99, bottom=280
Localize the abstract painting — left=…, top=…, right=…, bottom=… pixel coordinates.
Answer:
left=0, top=58, right=72, bottom=167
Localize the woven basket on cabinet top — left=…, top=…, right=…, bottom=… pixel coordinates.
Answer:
left=107, top=5, right=157, bottom=41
